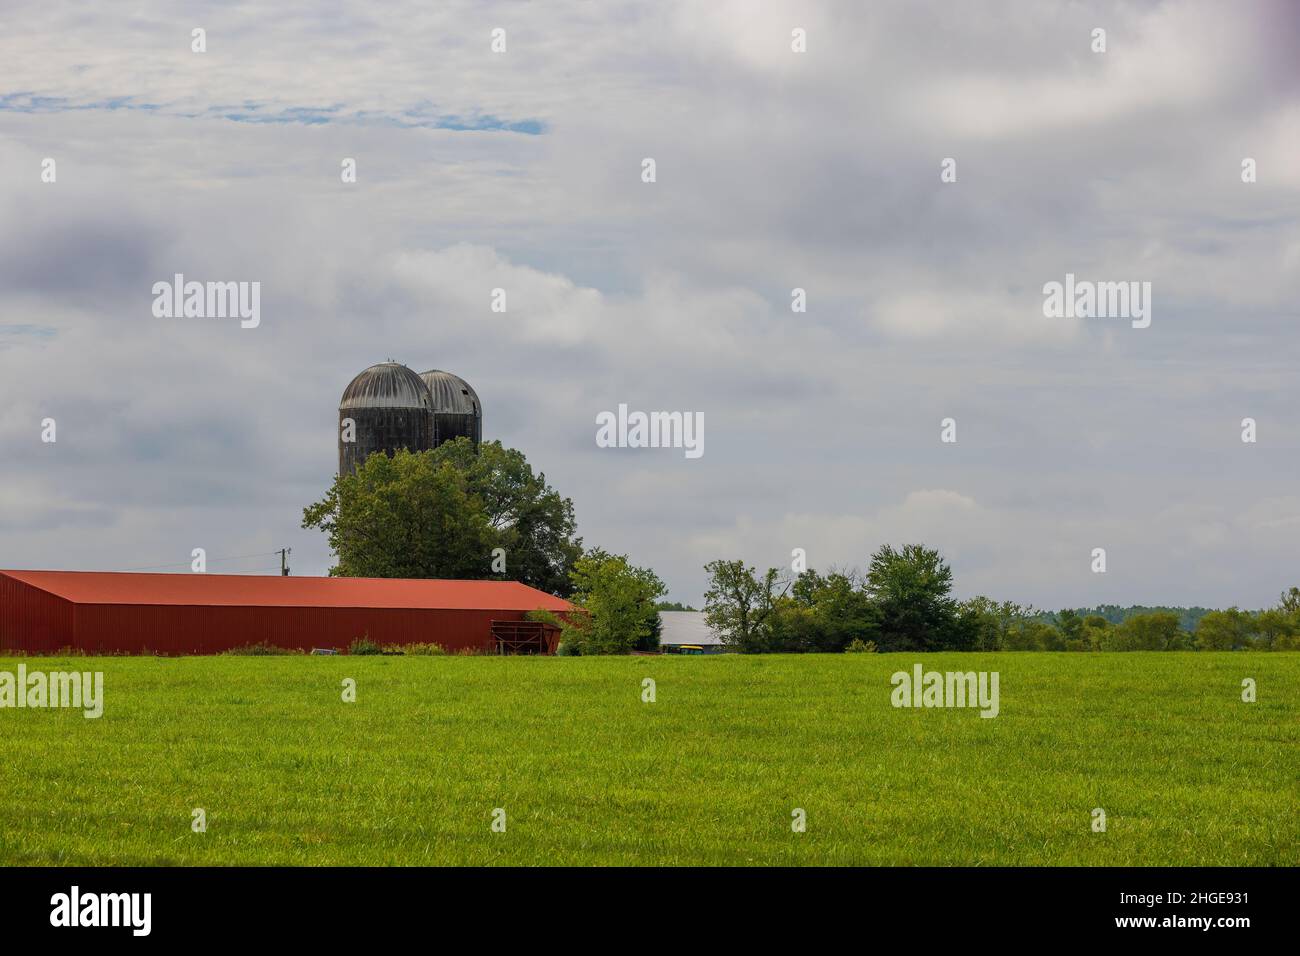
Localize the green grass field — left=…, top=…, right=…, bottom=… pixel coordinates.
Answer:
left=0, top=652, right=1295, bottom=866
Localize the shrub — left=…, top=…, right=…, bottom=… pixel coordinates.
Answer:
left=1275, top=631, right=1300, bottom=651
left=845, top=638, right=877, bottom=653
left=348, top=637, right=383, bottom=656
left=1101, top=612, right=1187, bottom=651
left=555, top=642, right=579, bottom=657
left=1001, top=620, right=1059, bottom=651
left=397, top=642, right=446, bottom=656
left=222, top=642, right=301, bottom=656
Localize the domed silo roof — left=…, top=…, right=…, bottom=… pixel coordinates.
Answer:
left=419, top=369, right=480, bottom=415
left=340, top=362, right=432, bottom=410
left=337, top=362, right=435, bottom=474
left=419, top=369, right=482, bottom=448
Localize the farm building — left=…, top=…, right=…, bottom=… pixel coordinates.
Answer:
left=0, top=570, right=570, bottom=655
left=658, top=611, right=728, bottom=654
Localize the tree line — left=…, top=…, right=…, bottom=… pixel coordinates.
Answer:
left=702, top=544, right=1300, bottom=653
left=303, top=443, right=1300, bottom=655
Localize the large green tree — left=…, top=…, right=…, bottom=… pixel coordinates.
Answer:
left=1081, top=614, right=1113, bottom=650
left=778, top=570, right=881, bottom=652
left=954, top=597, right=1030, bottom=651
left=703, top=560, right=784, bottom=653
left=302, top=441, right=582, bottom=592
left=302, top=448, right=494, bottom=578
left=1056, top=609, right=1085, bottom=649
left=1195, top=608, right=1256, bottom=650
left=542, top=549, right=666, bottom=654
left=427, top=439, right=583, bottom=595
left=863, top=544, right=958, bottom=652
left=1251, top=609, right=1293, bottom=650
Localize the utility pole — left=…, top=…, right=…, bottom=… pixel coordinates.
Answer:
left=279, top=548, right=291, bottom=576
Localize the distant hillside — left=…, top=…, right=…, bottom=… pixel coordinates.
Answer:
left=1037, top=606, right=1215, bottom=631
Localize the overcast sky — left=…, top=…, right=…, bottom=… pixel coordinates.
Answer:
left=0, top=1, right=1297, bottom=609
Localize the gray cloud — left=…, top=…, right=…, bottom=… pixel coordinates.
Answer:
left=0, top=0, right=1297, bottom=609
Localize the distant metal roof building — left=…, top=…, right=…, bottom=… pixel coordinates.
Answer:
left=0, top=571, right=570, bottom=655
left=658, top=611, right=727, bottom=651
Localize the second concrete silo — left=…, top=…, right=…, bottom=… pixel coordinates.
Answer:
left=338, top=361, right=434, bottom=474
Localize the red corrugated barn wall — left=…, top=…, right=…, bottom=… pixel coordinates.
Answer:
left=0, top=572, right=572, bottom=656
left=66, top=605, right=530, bottom=655
left=0, top=575, right=74, bottom=653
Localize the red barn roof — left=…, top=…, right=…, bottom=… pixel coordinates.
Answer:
left=0, top=570, right=572, bottom=611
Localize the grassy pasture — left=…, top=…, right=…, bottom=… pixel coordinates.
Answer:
left=0, top=652, right=1295, bottom=865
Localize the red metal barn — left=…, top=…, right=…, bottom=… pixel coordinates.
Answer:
left=0, top=571, right=571, bottom=655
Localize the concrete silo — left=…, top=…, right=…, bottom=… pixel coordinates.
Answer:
left=419, top=369, right=482, bottom=449
left=338, top=361, right=434, bottom=474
